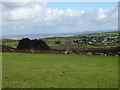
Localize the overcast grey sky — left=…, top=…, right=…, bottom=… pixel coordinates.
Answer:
left=1, top=2, right=118, bottom=35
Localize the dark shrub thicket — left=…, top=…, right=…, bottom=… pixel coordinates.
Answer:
left=17, top=38, right=31, bottom=49
left=17, top=38, right=50, bottom=51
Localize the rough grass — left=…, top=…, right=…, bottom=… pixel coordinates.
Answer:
left=2, top=53, right=118, bottom=88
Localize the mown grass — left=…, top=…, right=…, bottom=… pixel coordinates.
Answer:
left=2, top=53, right=118, bottom=88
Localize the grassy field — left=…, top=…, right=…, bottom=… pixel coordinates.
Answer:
left=82, top=32, right=119, bottom=37
left=3, top=42, right=18, bottom=48
left=2, top=53, right=118, bottom=88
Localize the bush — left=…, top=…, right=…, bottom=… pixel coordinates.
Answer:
left=17, top=38, right=50, bottom=51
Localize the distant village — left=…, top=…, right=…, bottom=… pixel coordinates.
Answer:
left=52, top=33, right=119, bottom=47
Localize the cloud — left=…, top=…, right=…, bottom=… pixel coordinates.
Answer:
left=2, top=2, right=118, bottom=35
left=9, top=5, right=42, bottom=20
left=97, top=8, right=108, bottom=20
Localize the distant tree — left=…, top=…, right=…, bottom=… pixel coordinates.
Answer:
left=37, top=40, right=50, bottom=50
left=17, top=38, right=50, bottom=51
left=31, top=39, right=39, bottom=50
left=17, top=38, right=31, bottom=49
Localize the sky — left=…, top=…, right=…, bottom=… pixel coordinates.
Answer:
left=1, top=2, right=118, bottom=36
left=47, top=2, right=117, bottom=10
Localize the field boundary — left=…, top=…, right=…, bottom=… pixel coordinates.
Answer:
left=1, top=50, right=119, bottom=56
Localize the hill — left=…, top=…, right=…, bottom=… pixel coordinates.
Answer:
left=1, top=31, right=119, bottom=56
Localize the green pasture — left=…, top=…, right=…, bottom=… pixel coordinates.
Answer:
left=46, top=42, right=60, bottom=46
left=42, top=39, right=67, bottom=46
left=43, top=39, right=66, bottom=42
left=3, top=42, right=18, bottom=48
left=2, top=53, right=118, bottom=88
left=85, top=32, right=118, bottom=37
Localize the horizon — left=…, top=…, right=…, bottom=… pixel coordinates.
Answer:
left=2, top=30, right=118, bottom=40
